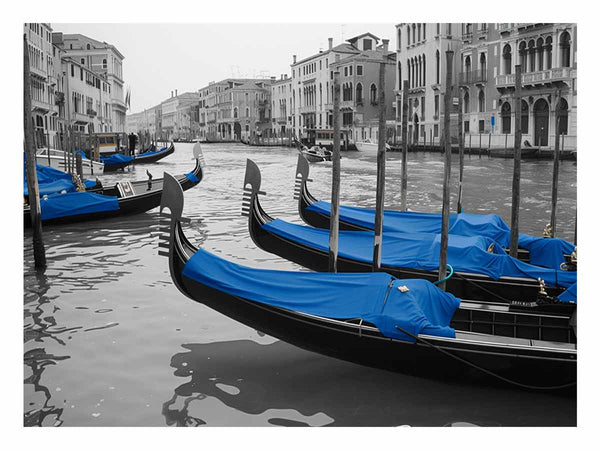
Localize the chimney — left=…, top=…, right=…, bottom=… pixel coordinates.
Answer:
left=293, top=54, right=297, bottom=64
left=171, top=91, right=173, bottom=98
left=382, top=39, right=389, bottom=54
left=328, top=37, right=333, bottom=50
left=175, top=89, right=178, bottom=97
left=271, top=76, right=276, bottom=81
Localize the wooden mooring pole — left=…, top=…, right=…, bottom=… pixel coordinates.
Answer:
left=438, top=49, right=454, bottom=291
left=550, top=89, right=562, bottom=238
left=373, top=40, right=388, bottom=271
left=509, top=64, right=523, bottom=257
left=328, top=70, right=341, bottom=273
left=457, top=88, right=464, bottom=213
left=23, top=34, right=46, bottom=269
left=401, top=79, right=409, bottom=211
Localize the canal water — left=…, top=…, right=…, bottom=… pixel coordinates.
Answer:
left=23, top=143, right=577, bottom=427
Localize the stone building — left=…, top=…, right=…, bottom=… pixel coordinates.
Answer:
left=198, top=78, right=272, bottom=142
left=270, top=74, right=293, bottom=136
left=395, top=23, right=463, bottom=146
left=159, top=91, right=200, bottom=140
left=54, top=32, right=126, bottom=132
left=290, top=32, right=397, bottom=143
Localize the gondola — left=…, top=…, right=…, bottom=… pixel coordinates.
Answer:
left=300, top=146, right=332, bottom=163
left=293, top=154, right=576, bottom=271
left=132, top=142, right=175, bottom=164
left=24, top=143, right=205, bottom=227
left=158, top=171, right=576, bottom=389
left=244, top=158, right=576, bottom=307
left=100, top=152, right=134, bottom=172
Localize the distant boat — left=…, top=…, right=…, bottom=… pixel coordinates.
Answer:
left=355, top=138, right=390, bottom=153
left=301, top=146, right=332, bottom=163
left=488, top=146, right=540, bottom=159
left=36, top=148, right=104, bottom=175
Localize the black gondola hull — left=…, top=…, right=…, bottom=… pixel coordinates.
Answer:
left=132, top=143, right=175, bottom=164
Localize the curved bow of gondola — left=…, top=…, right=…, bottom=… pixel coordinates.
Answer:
left=294, top=153, right=367, bottom=231
left=133, top=142, right=176, bottom=164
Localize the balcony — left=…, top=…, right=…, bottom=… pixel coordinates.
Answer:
left=460, top=70, right=487, bottom=85
left=299, top=105, right=316, bottom=114
left=461, top=32, right=473, bottom=42
left=495, top=67, right=575, bottom=88
left=31, top=98, right=51, bottom=113
left=87, top=108, right=97, bottom=117
left=73, top=112, right=90, bottom=124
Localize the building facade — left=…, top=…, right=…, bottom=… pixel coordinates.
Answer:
left=395, top=23, right=463, bottom=146
left=25, top=23, right=61, bottom=147
left=54, top=33, right=126, bottom=132
left=198, top=78, right=272, bottom=142
left=270, top=74, right=293, bottom=136
left=291, top=32, right=397, bottom=143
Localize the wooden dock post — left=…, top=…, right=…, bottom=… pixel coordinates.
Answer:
left=550, top=89, right=562, bottom=238
left=509, top=64, right=523, bottom=257
left=479, top=133, right=482, bottom=158
left=401, top=80, right=409, bottom=211
left=329, top=70, right=341, bottom=273
left=23, top=34, right=46, bottom=269
left=373, top=40, right=388, bottom=271
left=438, top=49, right=454, bottom=291
left=457, top=88, right=464, bottom=213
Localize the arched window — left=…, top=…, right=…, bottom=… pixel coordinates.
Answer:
left=234, top=107, right=238, bottom=118
left=245, top=107, right=250, bottom=117
left=102, top=58, right=107, bottom=70
left=397, top=62, right=402, bottom=90
left=436, top=50, right=440, bottom=83
left=528, top=40, right=536, bottom=72
left=521, top=99, right=529, bottom=134
left=417, top=55, right=422, bottom=86
left=518, top=41, right=527, bottom=71
left=436, top=23, right=440, bottom=36
left=398, top=28, right=401, bottom=49
left=422, top=54, right=426, bottom=86
left=356, top=83, right=363, bottom=104
left=478, top=90, right=485, bottom=112
left=417, top=23, right=421, bottom=42
left=370, top=84, right=377, bottom=105
left=464, top=90, right=470, bottom=113
left=479, top=53, right=486, bottom=79
left=557, top=98, right=569, bottom=135
left=501, top=102, right=511, bottom=134
left=423, top=23, right=426, bottom=40
left=412, top=24, right=416, bottom=43
left=465, top=55, right=472, bottom=82
left=86, top=43, right=91, bottom=50
left=536, top=38, right=544, bottom=71
left=560, top=32, right=571, bottom=68
left=407, top=58, right=411, bottom=88
left=503, top=44, right=512, bottom=75
left=407, top=25, right=411, bottom=46
left=545, top=36, right=553, bottom=70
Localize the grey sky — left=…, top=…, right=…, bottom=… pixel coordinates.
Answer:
left=54, top=23, right=395, bottom=114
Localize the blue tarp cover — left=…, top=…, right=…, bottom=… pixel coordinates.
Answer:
left=74, top=150, right=88, bottom=159
left=262, top=219, right=577, bottom=289
left=135, top=147, right=167, bottom=159
left=558, top=283, right=577, bottom=303
left=100, top=153, right=134, bottom=165
left=307, top=201, right=575, bottom=270
left=40, top=191, right=119, bottom=220
left=182, top=247, right=460, bottom=342
left=24, top=160, right=97, bottom=197
left=185, top=171, right=199, bottom=183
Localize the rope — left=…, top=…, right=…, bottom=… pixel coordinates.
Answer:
left=434, top=264, right=454, bottom=285
left=394, top=325, right=576, bottom=391
left=452, top=271, right=513, bottom=304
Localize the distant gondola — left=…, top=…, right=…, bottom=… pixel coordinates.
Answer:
left=24, top=144, right=205, bottom=227
left=293, top=154, right=576, bottom=271
left=132, top=142, right=176, bottom=164
left=243, top=158, right=576, bottom=308
left=158, top=171, right=576, bottom=389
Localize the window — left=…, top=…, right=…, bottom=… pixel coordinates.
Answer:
left=557, top=98, right=568, bottom=135
left=436, top=50, right=440, bottom=84
left=521, top=100, right=529, bottom=134
left=370, top=84, right=377, bottom=105
left=80, top=67, right=83, bottom=81
left=434, top=94, right=439, bottom=118
left=560, top=32, right=571, bottom=68
left=357, top=65, right=363, bottom=76
left=349, top=65, right=353, bottom=76
left=478, top=90, right=485, bottom=112
left=87, top=43, right=91, bottom=50
left=103, top=59, right=107, bottom=70
left=464, top=90, right=470, bottom=113
left=501, top=102, right=511, bottom=134
left=356, top=83, right=363, bottom=104
left=503, top=44, right=512, bottom=75
left=81, top=58, right=85, bottom=65
left=71, top=64, right=74, bottom=77
left=344, top=67, right=348, bottom=77
left=363, top=39, right=372, bottom=50
left=478, top=120, right=485, bottom=133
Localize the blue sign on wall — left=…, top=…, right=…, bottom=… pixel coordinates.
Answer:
left=491, top=115, right=495, bottom=127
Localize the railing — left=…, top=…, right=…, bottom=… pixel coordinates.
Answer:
left=462, top=32, right=473, bottom=41
left=472, top=69, right=487, bottom=83
left=299, top=105, right=316, bottom=114
left=496, top=67, right=574, bottom=87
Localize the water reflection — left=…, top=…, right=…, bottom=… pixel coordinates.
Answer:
left=164, top=339, right=575, bottom=427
